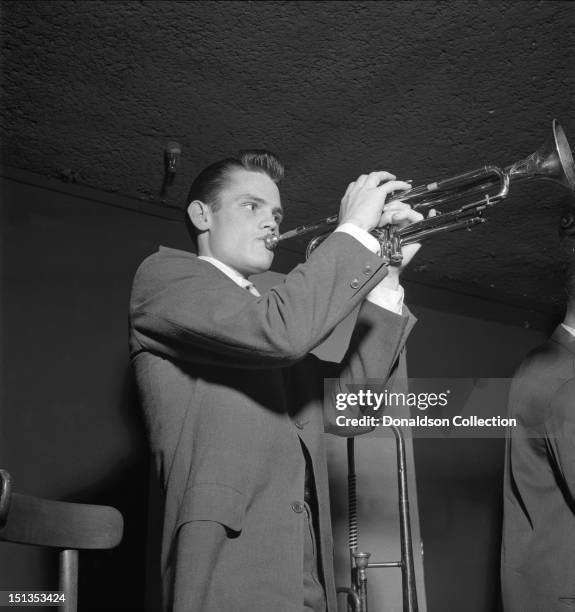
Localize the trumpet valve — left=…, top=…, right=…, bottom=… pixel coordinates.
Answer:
left=390, top=229, right=403, bottom=264
left=374, top=227, right=403, bottom=265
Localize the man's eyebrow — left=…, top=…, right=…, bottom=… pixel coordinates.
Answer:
left=236, top=193, right=267, bottom=203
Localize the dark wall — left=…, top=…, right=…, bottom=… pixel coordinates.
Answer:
left=0, top=173, right=554, bottom=611
left=407, top=307, right=548, bottom=612
left=0, top=175, right=193, bottom=609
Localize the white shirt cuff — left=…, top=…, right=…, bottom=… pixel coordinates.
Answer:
left=367, top=283, right=404, bottom=314
left=335, top=222, right=381, bottom=254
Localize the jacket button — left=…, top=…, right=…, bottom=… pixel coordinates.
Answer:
left=291, top=501, right=304, bottom=514
left=350, top=278, right=360, bottom=289
left=363, top=264, right=372, bottom=276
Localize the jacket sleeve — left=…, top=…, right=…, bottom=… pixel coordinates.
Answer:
left=172, top=521, right=227, bottom=612
left=130, top=233, right=391, bottom=369
left=336, top=300, right=415, bottom=383
left=544, top=377, right=575, bottom=502
left=320, top=300, right=416, bottom=435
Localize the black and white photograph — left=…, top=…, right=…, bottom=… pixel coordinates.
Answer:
left=0, top=2, right=574, bottom=611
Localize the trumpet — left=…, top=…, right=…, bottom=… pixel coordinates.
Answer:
left=265, top=120, right=575, bottom=262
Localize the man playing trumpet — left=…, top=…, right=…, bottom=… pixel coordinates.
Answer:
left=129, top=150, right=422, bottom=611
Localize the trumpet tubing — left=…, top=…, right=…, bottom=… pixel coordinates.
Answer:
left=265, top=120, right=575, bottom=262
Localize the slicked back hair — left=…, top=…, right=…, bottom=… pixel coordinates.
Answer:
left=185, top=150, right=284, bottom=245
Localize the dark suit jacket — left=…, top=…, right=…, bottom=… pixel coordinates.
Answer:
left=129, top=232, right=415, bottom=611
left=501, top=325, right=575, bottom=612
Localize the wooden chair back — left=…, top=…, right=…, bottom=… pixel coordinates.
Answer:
left=0, top=470, right=124, bottom=612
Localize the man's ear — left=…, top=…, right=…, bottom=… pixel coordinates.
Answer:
left=187, top=200, right=212, bottom=232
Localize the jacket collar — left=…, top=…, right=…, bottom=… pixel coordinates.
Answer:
left=551, top=323, right=575, bottom=356
left=157, top=246, right=254, bottom=290
left=196, top=255, right=251, bottom=289
left=158, top=245, right=196, bottom=259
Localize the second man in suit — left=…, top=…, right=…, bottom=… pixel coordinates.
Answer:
left=501, top=235, right=575, bottom=612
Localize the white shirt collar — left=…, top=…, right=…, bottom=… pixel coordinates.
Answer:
left=561, top=322, right=575, bottom=338
left=197, top=255, right=252, bottom=290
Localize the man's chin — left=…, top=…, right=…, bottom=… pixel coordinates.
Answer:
left=247, top=255, right=274, bottom=276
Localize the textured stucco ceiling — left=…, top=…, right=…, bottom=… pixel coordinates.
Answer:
left=1, top=1, right=574, bottom=313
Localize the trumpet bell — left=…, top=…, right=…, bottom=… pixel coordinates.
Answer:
left=507, top=119, right=575, bottom=193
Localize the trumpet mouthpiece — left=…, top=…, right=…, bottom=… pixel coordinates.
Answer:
left=353, top=552, right=371, bottom=569
left=264, top=234, right=279, bottom=250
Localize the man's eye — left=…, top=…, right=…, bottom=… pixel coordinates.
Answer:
left=245, top=202, right=258, bottom=211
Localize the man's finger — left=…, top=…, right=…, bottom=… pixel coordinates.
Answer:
left=363, top=171, right=396, bottom=189
left=354, top=174, right=370, bottom=188
left=394, top=208, right=425, bottom=223
left=376, top=180, right=412, bottom=196
left=381, top=201, right=413, bottom=213
left=379, top=208, right=424, bottom=227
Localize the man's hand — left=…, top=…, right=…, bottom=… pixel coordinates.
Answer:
left=339, top=171, right=412, bottom=233
left=339, top=171, right=429, bottom=286
left=379, top=200, right=425, bottom=271
left=380, top=203, right=440, bottom=289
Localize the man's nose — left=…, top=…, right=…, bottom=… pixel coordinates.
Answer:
left=262, top=216, right=278, bottom=232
